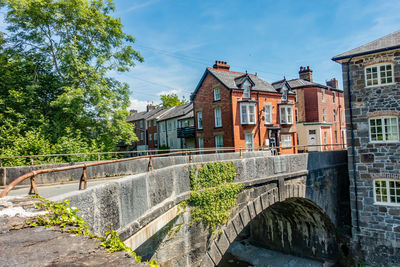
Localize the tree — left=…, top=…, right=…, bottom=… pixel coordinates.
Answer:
left=0, top=0, right=142, bottom=156
left=159, top=93, right=188, bottom=108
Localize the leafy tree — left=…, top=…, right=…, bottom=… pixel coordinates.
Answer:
left=0, top=0, right=142, bottom=162
left=159, top=93, right=188, bottom=108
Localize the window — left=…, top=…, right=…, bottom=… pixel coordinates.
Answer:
left=245, top=133, right=254, bottom=151
left=335, top=130, right=338, bottom=143
left=240, top=103, right=256, bottom=124
left=321, top=89, right=325, bottom=102
left=295, top=108, right=298, bottom=122
left=369, top=116, right=399, bottom=142
left=332, top=92, right=336, bottom=104
left=365, top=64, right=394, bottom=87
left=160, top=123, right=165, bottom=132
left=215, top=135, right=223, bottom=148
left=197, top=111, right=203, bottom=129
left=324, top=132, right=327, bottom=145
left=294, top=91, right=298, bottom=103
left=243, top=82, right=250, bottom=98
left=198, top=137, right=204, bottom=149
left=140, top=120, right=143, bottom=128
left=154, top=133, right=158, bottom=146
left=149, top=133, right=152, bottom=141
left=169, top=138, right=174, bottom=148
left=333, top=110, right=337, bottom=122
left=168, top=121, right=172, bottom=130
left=140, top=132, right=144, bottom=141
left=214, top=87, right=220, bottom=101
left=281, top=134, right=292, bottom=148
left=281, top=86, right=287, bottom=102
left=323, top=109, right=326, bottom=122
left=280, top=106, right=293, bottom=124
left=148, top=121, right=151, bottom=127
left=214, top=107, right=222, bottom=127
left=264, top=104, right=272, bottom=124
left=374, top=179, right=400, bottom=204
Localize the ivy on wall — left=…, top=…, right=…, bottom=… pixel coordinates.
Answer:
left=189, top=162, right=243, bottom=231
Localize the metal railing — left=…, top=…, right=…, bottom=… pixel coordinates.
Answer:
left=0, top=146, right=272, bottom=198
left=0, top=144, right=346, bottom=198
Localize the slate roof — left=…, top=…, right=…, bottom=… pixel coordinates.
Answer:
left=126, top=107, right=165, bottom=122
left=208, top=68, right=276, bottom=92
left=332, top=30, right=400, bottom=61
left=146, top=106, right=175, bottom=120
left=272, top=78, right=343, bottom=92
left=157, top=103, right=193, bottom=122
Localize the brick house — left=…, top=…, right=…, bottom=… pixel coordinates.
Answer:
left=333, top=30, right=400, bottom=265
left=192, top=61, right=297, bottom=154
left=272, top=67, right=346, bottom=152
left=126, top=104, right=167, bottom=151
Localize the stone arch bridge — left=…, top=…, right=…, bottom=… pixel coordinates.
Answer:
left=51, top=150, right=350, bottom=266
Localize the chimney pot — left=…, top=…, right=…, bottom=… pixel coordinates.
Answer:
left=299, top=65, right=313, bottom=82
left=212, top=60, right=230, bottom=72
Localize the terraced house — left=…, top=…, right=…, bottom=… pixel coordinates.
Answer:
left=272, top=67, right=346, bottom=152
left=192, top=61, right=297, bottom=154
left=333, top=30, right=400, bottom=266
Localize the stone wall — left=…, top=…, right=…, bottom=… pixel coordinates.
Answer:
left=341, top=49, right=400, bottom=266
left=0, top=151, right=271, bottom=186
left=49, top=150, right=348, bottom=266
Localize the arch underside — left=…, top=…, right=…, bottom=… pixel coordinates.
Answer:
left=200, top=183, right=337, bottom=267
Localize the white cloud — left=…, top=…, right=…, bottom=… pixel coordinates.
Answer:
left=128, top=97, right=156, bottom=112
left=157, top=89, right=181, bottom=96
left=117, top=0, right=159, bottom=15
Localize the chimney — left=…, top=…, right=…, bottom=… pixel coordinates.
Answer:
left=326, top=78, right=338, bottom=89
left=130, top=109, right=137, bottom=114
left=213, top=60, right=230, bottom=71
left=299, top=66, right=313, bottom=82
left=146, top=104, right=155, bottom=112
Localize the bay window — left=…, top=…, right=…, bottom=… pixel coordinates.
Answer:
left=280, top=105, right=293, bottom=124
left=240, top=103, right=256, bottom=124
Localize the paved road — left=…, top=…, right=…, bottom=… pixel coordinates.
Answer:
left=6, top=177, right=121, bottom=199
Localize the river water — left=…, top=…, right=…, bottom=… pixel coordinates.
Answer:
left=218, top=240, right=328, bottom=267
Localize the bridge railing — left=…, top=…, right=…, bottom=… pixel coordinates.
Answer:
left=0, top=144, right=346, bottom=198
left=0, top=146, right=272, bottom=198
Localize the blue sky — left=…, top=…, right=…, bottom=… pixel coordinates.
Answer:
left=2, top=1, right=400, bottom=111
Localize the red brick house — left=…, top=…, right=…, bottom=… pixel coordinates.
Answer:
left=192, top=61, right=297, bottom=154
left=272, top=67, right=346, bottom=152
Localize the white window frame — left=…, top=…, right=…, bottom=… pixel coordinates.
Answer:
left=245, top=133, right=254, bottom=151
left=365, top=63, right=394, bottom=87
left=279, top=105, right=293, bottom=125
left=321, top=89, right=325, bottom=103
left=214, top=107, right=222, bottom=127
left=281, top=134, right=292, bottom=148
left=197, top=111, right=203, bottom=130
left=240, top=103, right=256, bottom=125
left=243, top=81, right=250, bottom=98
left=264, top=104, right=272, bottom=124
left=215, top=135, right=223, bottom=148
left=374, top=179, right=400, bottom=205
left=369, top=116, right=399, bottom=143
left=214, top=87, right=220, bottom=101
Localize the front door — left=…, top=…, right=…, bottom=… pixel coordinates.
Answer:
left=308, top=130, right=317, bottom=151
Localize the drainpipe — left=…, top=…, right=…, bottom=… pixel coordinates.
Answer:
left=257, top=91, right=262, bottom=149
left=345, top=57, right=360, bottom=231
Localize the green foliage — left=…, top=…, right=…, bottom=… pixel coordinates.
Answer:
left=189, top=162, right=243, bottom=231
left=23, top=196, right=158, bottom=266
left=159, top=93, right=188, bottom=108
left=0, top=0, right=142, bottom=161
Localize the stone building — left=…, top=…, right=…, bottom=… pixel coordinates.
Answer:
left=272, top=67, right=346, bottom=152
left=192, top=61, right=297, bottom=154
left=333, top=30, right=400, bottom=266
